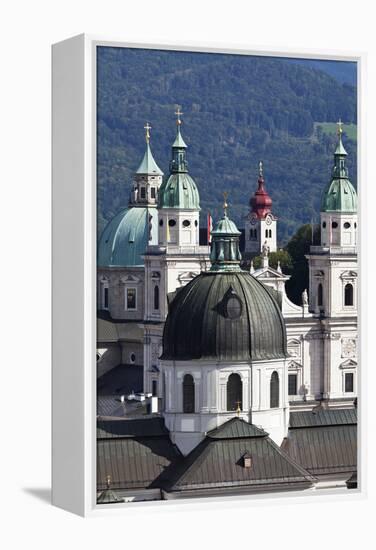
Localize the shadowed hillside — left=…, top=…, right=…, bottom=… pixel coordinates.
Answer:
left=97, top=48, right=357, bottom=245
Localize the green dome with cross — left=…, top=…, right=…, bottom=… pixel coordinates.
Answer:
left=158, top=110, right=200, bottom=210
left=321, top=121, right=357, bottom=213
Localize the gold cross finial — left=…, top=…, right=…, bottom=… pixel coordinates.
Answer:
left=144, top=122, right=151, bottom=143
left=106, top=474, right=111, bottom=489
left=223, top=191, right=228, bottom=216
left=259, top=160, right=263, bottom=177
left=337, top=118, right=343, bottom=136
left=236, top=401, right=241, bottom=416
left=175, top=106, right=183, bottom=125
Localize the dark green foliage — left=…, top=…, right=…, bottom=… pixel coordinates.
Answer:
left=97, top=48, right=357, bottom=243
left=252, top=249, right=293, bottom=271
left=285, top=224, right=321, bottom=304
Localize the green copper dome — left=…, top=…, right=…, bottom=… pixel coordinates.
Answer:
left=161, top=203, right=286, bottom=362
left=210, top=211, right=242, bottom=272
left=321, top=134, right=357, bottom=213
left=158, top=125, right=200, bottom=210
left=98, top=206, right=156, bottom=267
left=161, top=271, right=287, bottom=361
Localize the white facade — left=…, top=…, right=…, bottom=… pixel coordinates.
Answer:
left=163, top=357, right=289, bottom=455
left=244, top=212, right=277, bottom=257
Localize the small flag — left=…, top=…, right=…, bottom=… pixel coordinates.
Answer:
left=207, top=212, right=213, bottom=244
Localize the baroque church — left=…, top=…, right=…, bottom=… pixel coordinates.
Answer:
left=96, top=113, right=358, bottom=503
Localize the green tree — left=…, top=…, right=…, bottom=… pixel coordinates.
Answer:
left=252, top=249, right=293, bottom=272
left=285, top=223, right=320, bottom=304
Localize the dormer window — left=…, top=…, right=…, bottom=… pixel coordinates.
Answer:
left=140, top=187, right=146, bottom=199
left=151, top=187, right=156, bottom=199
left=223, top=287, right=242, bottom=319
left=242, top=453, right=252, bottom=469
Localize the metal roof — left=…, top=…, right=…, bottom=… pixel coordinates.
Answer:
left=207, top=417, right=267, bottom=439
left=167, top=421, right=314, bottom=492
left=282, top=424, right=357, bottom=476
left=97, top=417, right=168, bottom=439
left=289, top=408, right=357, bottom=428
left=97, top=364, right=144, bottom=417
left=158, top=172, right=200, bottom=210
left=97, top=417, right=181, bottom=491
left=97, top=206, right=156, bottom=267
left=135, top=142, right=163, bottom=175
left=161, top=270, right=287, bottom=362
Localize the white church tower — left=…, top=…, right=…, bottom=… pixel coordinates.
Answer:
left=307, top=120, right=358, bottom=402
left=143, top=109, right=210, bottom=397
left=244, top=161, right=277, bottom=258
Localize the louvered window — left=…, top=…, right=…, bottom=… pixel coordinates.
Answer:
left=183, top=374, right=195, bottom=413
left=345, top=283, right=354, bottom=306
left=318, top=283, right=323, bottom=307
left=154, top=285, right=159, bottom=310
left=227, top=373, right=242, bottom=411
left=288, top=374, right=297, bottom=396
left=270, top=371, right=280, bottom=408
left=345, top=372, right=354, bottom=393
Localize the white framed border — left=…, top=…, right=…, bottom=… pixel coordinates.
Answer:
left=52, top=34, right=366, bottom=517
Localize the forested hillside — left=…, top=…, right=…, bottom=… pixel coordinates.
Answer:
left=97, top=47, right=357, bottom=244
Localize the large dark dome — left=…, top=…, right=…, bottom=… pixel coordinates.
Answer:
left=161, top=271, right=287, bottom=362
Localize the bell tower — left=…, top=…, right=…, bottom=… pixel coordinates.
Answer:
left=130, top=122, right=163, bottom=209
left=244, top=161, right=277, bottom=259
left=142, top=108, right=210, bottom=398
left=307, top=120, right=358, bottom=318
left=306, top=120, right=358, bottom=403
left=157, top=108, right=200, bottom=249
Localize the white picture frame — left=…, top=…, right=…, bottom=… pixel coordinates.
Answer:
left=52, top=34, right=366, bottom=517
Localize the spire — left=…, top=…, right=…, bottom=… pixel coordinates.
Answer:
left=170, top=106, right=188, bottom=172
left=321, top=117, right=357, bottom=213
left=250, top=161, right=273, bottom=219
left=97, top=475, right=124, bottom=504
left=334, top=118, right=348, bottom=156
left=332, top=118, right=349, bottom=179
left=136, top=122, right=163, bottom=175
left=210, top=194, right=242, bottom=272
left=144, top=121, right=151, bottom=144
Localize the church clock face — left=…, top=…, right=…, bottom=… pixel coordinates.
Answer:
left=250, top=214, right=257, bottom=225
left=266, top=215, right=272, bottom=225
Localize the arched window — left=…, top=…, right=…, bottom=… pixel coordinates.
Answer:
left=183, top=374, right=195, bottom=413
left=270, top=371, right=280, bottom=408
left=345, top=283, right=354, bottom=306
left=317, top=283, right=323, bottom=307
left=227, top=373, right=242, bottom=411
left=154, top=285, right=159, bottom=310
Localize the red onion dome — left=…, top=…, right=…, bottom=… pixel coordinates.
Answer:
left=250, top=161, right=272, bottom=219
